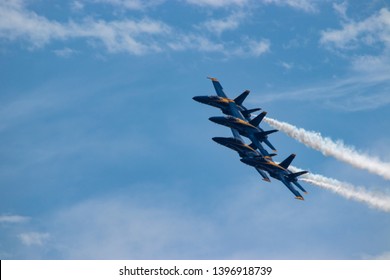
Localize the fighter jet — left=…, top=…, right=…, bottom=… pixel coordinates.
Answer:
left=193, top=77, right=260, bottom=120
left=240, top=154, right=308, bottom=200
left=209, top=111, right=278, bottom=152
left=212, top=136, right=273, bottom=182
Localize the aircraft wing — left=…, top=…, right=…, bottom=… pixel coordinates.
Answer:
left=280, top=177, right=304, bottom=200
left=255, top=168, right=271, bottom=182
left=208, top=77, right=227, bottom=98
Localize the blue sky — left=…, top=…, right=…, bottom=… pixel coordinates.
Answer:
left=1, top=0, right=390, bottom=259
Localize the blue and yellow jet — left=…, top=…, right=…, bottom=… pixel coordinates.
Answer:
left=209, top=113, right=278, bottom=152
left=194, top=77, right=308, bottom=200
left=240, top=154, right=308, bottom=200
left=193, top=77, right=260, bottom=120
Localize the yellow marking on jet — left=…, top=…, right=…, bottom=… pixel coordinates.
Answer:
left=217, top=97, right=234, bottom=103
left=234, top=118, right=253, bottom=127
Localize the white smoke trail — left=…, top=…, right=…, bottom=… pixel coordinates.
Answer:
left=290, top=166, right=390, bottom=212
left=264, top=117, right=390, bottom=180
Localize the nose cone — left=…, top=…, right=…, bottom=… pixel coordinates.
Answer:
left=192, top=96, right=209, bottom=104
left=212, top=137, right=225, bottom=145
left=209, top=116, right=227, bottom=125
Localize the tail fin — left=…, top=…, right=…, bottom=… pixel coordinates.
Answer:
left=234, top=90, right=250, bottom=106
left=279, top=154, right=296, bottom=169
left=249, top=111, right=267, bottom=127
left=207, top=77, right=227, bottom=98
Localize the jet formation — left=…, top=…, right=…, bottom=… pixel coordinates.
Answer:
left=193, top=77, right=308, bottom=200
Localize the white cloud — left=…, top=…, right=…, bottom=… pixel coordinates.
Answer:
left=47, top=194, right=218, bottom=259
left=92, top=0, right=164, bottom=10
left=262, top=0, right=317, bottom=13
left=306, top=8, right=390, bottom=111
left=185, top=0, right=249, bottom=8
left=279, top=61, right=293, bottom=70
left=0, top=215, right=29, bottom=223
left=71, top=1, right=85, bottom=12
left=320, top=8, right=390, bottom=49
left=0, top=1, right=271, bottom=58
left=53, top=47, right=79, bottom=57
left=253, top=68, right=390, bottom=112
left=168, top=35, right=270, bottom=57
left=373, top=251, right=390, bottom=260
left=350, top=54, right=390, bottom=75
left=199, top=12, right=245, bottom=35
left=186, top=0, right=317, bottom=12
left=250, top=39, right=270, bottom=56
left=168, top=34, right=225, bottom=53
left=18, top=232, right=50, bottom=246
left=333, top=1, right=348, bottom=20
left=0, top=2, right=171, bottom=54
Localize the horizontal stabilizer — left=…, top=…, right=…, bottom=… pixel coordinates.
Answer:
left=234, top=90, right=250, bottom=106
left=289, top=171, right=308, bottom=179
left=254, top=129, right=278, bottom=140
left=292, top=181, right=308, bottom=194
left=255, top=168, right=271, bottom=182
left=242, top=108, right=261, bottom=119
left=279, top=154, right=296, bottom=169
left=249, top=111, right=267, bottom=127
left=264, top=139, right=277, bottom=152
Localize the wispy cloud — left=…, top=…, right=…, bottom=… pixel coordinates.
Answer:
left=251, top=72, right=390, bottom=111
left=320, top=8, right=390, bottom=49
left=198, top=12, right=245, bottom=35
left=53, top=47, right=79, bottom=57
left=18, top=232, right=50, bottom=246
left=185, top=0, right=249, bottom=8
left=185, top=0, right=317, bottom=12
left=168, top=35, right=270, bottom=57
left=0, top=1, right=271, bottom=58
left=332, top=1, right=348, bottom=20
left=0, top=1, right=170, bottom=54
left=0, top=215, right=29, bottom=223
left=369, top=251, right=390, bottom=260
left=262, top=0, right=317, bottom=13
left=92, top=0, right=164, bottom=10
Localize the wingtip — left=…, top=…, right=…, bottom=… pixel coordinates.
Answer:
left=207, top=76, right=218, bottom=81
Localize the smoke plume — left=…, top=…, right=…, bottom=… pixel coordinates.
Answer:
left=265, top=117, right=390, bottom=180
left=290, top=166, right=390, bottom=212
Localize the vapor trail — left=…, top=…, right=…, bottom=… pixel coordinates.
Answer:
left=264, top=117, right=390, bottom=180
left=289, top=166, right=390, bottom=212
